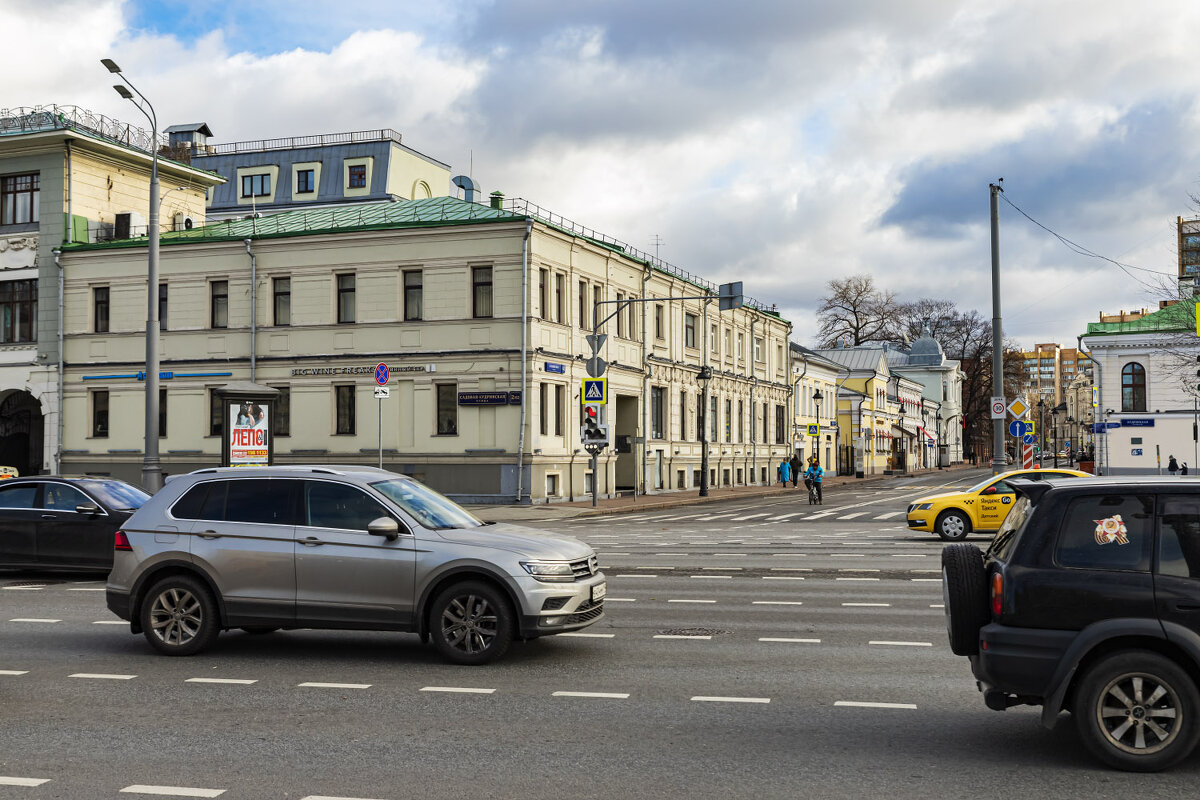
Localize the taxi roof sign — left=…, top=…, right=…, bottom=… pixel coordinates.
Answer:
left=1007, top=398, right=1029, bottom=418
left=582, top=378, right=608, bottom=405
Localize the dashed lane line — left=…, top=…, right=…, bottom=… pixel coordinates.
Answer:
left=420, top=686, right=495, bottom=694
left=298, top=682, right=372, bottom=689
left=1, top=586, right=44, bottom=591
left=654, top=634, right=712, bottom=640
left=835, top=701, right=918, bottom=710
left=69, top=673, right=136, bottom=680
left=9, top=618, right=60, bottom=623
left=691, top=696, right=771, bottom=704
left=843, top=603, right=890, bottom=607
left=0, top=777, right=51, bottom=787
left=835, top=577, right=879, bottom=582
left=668, top=599, right=717, bottom=603
left=762, top=576, right=805, bottom=581
left=759, top=637, right=821, bottom=643
left=869, top=641, right=934, bottom=647
left=561, top=631, right=617, bottom=637
left=752, top=601, right=803, bottom=606
left=185, top=678, right=258, bottom=685
left=119, top=786, right=225, bottom=797
left=553, top=691, right=630, bottom=699
left=0, top=670, right=29, bottom=676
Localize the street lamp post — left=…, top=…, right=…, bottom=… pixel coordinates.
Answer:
left=1066, top=416, right=1075, bottom=464
left=1037, top=398, right=1046, bottom=465
left=698, top=365, right=711, bottom=496
left=936, top=409, right=943, bottom=470
left=102, top=58, right=162, bottom=493
left=812, top=388, right=822, bottom=469
left=897, top=401, right=905, bottom=474
left=1051, top=405, right=1059, bottom=467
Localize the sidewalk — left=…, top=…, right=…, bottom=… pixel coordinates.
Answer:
left=464, top=462, right=977, bottom=523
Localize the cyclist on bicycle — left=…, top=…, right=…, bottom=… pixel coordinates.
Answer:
left=804, top=460, right=824, bottom=504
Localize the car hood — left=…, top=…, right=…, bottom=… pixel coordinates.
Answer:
left=911, top=490, right=967, bottom=506
left=434, top=522, right=594, bottom=560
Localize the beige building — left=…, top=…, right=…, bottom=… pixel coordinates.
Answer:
left=0, top=105, right=218, bottom=477
left=58, top=195, right=791, bottom=501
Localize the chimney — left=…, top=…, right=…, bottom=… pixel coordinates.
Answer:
left=489, top=190, right=504, bottom=210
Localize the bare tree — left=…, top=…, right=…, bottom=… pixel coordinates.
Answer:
left=815, top=275, right=899, bottom=347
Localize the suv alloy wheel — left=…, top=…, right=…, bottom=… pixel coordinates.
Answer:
left=1074, top=651, right=1200, bottom=772
left=140, top=575, right=220, bottom=656
left=430, top=581, right=515, bottom=666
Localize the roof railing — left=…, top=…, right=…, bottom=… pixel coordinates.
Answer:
left=205, top=129, right=403, bottom=155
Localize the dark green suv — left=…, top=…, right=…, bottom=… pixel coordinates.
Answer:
left=943, top=476, right=1200, bottom=771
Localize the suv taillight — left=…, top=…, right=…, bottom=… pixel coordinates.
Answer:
left=990, top=571, right=1003, bottom=617
left=114, top=531, right=132, bottom=551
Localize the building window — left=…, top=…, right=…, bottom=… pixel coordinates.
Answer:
left=209, top=390, right=222, bottom=436
left=296, top=169, right=315, bottom=194
left=240, top=174, right=271, bottom=198
left=158, top=283, right=168, bottom=331
left=737, top=332, right=744, bottom=362
left=724, top=328, right=732, bottom=358
left=404, top=270, right=422, bottom=321
left=651, top=387, right=665, bottom=439
left=1121, top=362, right=1147, bottom=412
left=335, top=385, right=356, bottom=434
left=616, top=292, right=627, bottom=338
left=725, top=399, right=732, bottom=442
left=655, top=305, right=664, bottom=340
left=754, top=337, right=764, bottom=362
left=539, top=269, right=548, bottom=320
left=91, top=390, right=109, bottom=438
left=710, top=323, right=718, bottom=355
left=762, top=402, right=769, bottom=444
left=593, top=286, right=603, bottom=329
left=273, top=277, right=290, bottom=326
left=579, top=281, right=589, bottom=330
left=210, top=280, right=229, bottom=329
left=0, top=279, right=36, bottom=343
left=680, top=391, right=688, bottom=440
left=436, top=383, right=458, bottom=435
left=348, top=164, right=367, bottom=188
left=337, top=274, right=355, bottom=323
left=684, top=313, right=697, bottom=348
left=775, top=404, right=786, bottom=444
left=272, top=386, right=290, bottom=437
left=738, top=399, right=744, bottom=444
left=627, top=296, right=638, bottom=341
left=539, top=383, right=549, bottom=436
left=472, top=267, right=493, bottom=319
left=710, top=395, right=718, bottom=442
left=93, top=287, right=110, bottom=333
left=555, top=273, right=565, bottom=323
left=554, top=384, right=564, bottom=436
left=1, top=173, right=39, bottom=225
left=159, top=388, right=167, bottom=438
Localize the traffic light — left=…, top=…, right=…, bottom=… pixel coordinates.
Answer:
left=581, top=404, right=609, bottom=447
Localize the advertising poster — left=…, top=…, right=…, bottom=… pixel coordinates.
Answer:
left=228, top=401, right=270, bottom=466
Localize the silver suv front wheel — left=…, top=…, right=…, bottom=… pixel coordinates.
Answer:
left=140, top=575, right=220, bottom=656
left=429, top=581, right=514, bottom=665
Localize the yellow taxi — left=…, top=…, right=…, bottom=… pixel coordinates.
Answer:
left=906, top=467, right=1089, bottom=541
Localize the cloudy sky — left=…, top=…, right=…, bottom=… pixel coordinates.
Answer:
left=8, top=0, right=1198, bottom=347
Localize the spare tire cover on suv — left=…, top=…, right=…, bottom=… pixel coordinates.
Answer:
left=942, top=543, right=989, bottom=656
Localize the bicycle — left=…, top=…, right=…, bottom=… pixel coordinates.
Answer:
left=805, top=478, right=821, bottom=505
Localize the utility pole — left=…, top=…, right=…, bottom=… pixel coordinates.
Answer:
left=990, top=180, right=1007, bottom=474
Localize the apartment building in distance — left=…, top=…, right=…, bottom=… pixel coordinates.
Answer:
left=1018, top=342, right=1093, bottom=406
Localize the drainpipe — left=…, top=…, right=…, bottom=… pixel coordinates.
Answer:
left=53, top=248, right=64, bottom=475
left=750, top=315, right=758, bottom=482
left=793, top=347, right=807, bottom=462
left=515, top=218, right=533, bottom=501
left=244, top=239, right=256, bottom=382
left=641, top=264, right=651, bottom=495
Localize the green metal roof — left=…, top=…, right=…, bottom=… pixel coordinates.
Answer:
left=1083, top=301, right=1195, bottom=336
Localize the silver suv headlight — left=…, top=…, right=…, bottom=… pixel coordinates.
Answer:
left=521, top=560, right=576, bottom=583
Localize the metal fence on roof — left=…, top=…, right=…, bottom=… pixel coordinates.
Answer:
left=503, top=197, right=772, bottom=312
left=0, top=104, right=163, bottom=153
left=206, top=129, right=404, bottom=155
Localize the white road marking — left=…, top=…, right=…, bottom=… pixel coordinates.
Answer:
left=835, top=701, right=918, bottom=710
left=762, top=576, right=805, bottom=580
left=691, top=696, right=770, bottom=704
left=839, top=568, right=880, bottom=572
left=874, top=512, right=903, bottom=520
left=891, top=554, right=927, bottom=558
left=615, top=574, right=657, bottom=578
left=70, top=673, right=136, bottom=680
left=767, top=512, right=804, bottom=521
left=0, top=670, right=29, bottom=675
left=668, top=599, right=717, bottom=604
left=911, top=578, right=942, bottom=582
left=185, top=678, right=258, bottom=685
left=711, top=553, right=748, bottom=557
left=771, top=553, right=807, bottom=557
left=298, top=682, right=371, bottom=689
left=838, top=513, right=867, bottom=520
left=759, top=637, right=821, bottom=643
left=732, top=513, right=770, bottom=521
left=770, top=567, right=811, bottom=571
left=829, top=554, right=865, bottom=557
left=605, top=597, right=636, bottom=602
left=930, top=604, right=945, bottom=608
left=689, top=575, right=732, bottom=579
left=0, top=777, right=51, bottom=787
left=560, top=632, right=615, bottom=638
left=1, top=586, right=44, bottom=591
left=869, top=641, right=933, bottom=647
left=67, top=587, right=107, bottom=591
left=835, top=577, right=879, bottom=582
left=752, top=601, right=803, bottom=606
left=636, top=565, right=674, bottom=570
left=93, top=620, right=127, bottom=625
left=702, top=566, right=743, bottom=570
left=9, top=618, right=60, bottom=623
left=553, top=691, right=630, bottom=699
left=420, top=686, right=495, bottom=694
left=843, top=603, right=890, bottom=607
left=654, top=634, right=712, bottom=640
left=120, top=786, right=225, bottom=797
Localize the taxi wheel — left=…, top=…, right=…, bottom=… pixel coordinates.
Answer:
left=936, top=510, right=971, bottom=542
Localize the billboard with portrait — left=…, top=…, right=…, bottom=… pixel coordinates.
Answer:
left=228, top=400, right=270, bottom=466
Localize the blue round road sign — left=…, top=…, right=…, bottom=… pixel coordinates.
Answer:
left=374, top=363, right=389, bottom=386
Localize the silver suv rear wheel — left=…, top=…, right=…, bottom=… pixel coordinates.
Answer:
left=140, top=575, right=219, bottom=656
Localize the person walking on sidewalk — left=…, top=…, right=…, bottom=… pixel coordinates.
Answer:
left=1169, top=455, right=1179, bottom=476
left=778, top=458, right=791, bottom=487
left=789, top=453, right=801, bottom=488
left=804, top=460, right=824, bottom=504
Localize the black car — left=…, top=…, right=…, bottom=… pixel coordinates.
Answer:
left=0, top=477, right=150, bottom=571
left=943, top=476, right=1200, bottom=771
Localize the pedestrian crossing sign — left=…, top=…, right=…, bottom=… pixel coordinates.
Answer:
left=807, top=424, right=820, bottom=436
left=582, top=378, right=608, bottom=404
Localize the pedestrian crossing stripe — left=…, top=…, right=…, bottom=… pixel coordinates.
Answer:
left=582, top=378, right=608, bottom=404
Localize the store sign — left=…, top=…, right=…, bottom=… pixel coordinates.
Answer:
left=228, top=401, right=269, bottom=466
left=290, top=365, right=427, bottom=377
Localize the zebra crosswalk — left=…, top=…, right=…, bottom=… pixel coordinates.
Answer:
left=569, top=509, right=914, bottom=525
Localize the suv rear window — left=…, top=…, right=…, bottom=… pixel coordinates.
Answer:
left=1056, top=493, right=1153, bottom=572
left=1158, top=496, right=1200, bottom=578
left=171, top=479, right=298, bottom=525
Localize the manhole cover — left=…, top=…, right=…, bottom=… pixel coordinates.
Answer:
left=658, top=627, right=730, bottom=637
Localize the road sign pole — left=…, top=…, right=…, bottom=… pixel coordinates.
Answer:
left=378, top=396, right=383, bottom=470
left=591, top=450, right=598, bottom=508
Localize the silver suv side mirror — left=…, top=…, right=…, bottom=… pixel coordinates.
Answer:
left=367, top=516, right=401, bottom=541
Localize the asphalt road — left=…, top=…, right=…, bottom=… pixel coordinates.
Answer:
left=1, top=468, right=1197, bottom=798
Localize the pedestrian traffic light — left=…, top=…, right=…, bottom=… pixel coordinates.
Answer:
left=581, top=404, right=609, bottom=447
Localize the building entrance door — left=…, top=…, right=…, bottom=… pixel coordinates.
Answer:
left=0, top=390, right=43, bottom=477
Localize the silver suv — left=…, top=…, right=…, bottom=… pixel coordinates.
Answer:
left=106, top=466, right=605, bottom=664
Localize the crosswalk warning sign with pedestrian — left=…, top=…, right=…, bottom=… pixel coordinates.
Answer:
left=582, top=378, right=608, bottom=405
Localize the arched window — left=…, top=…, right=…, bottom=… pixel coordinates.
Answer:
left=1121, top=362, right=1146, bottom=412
